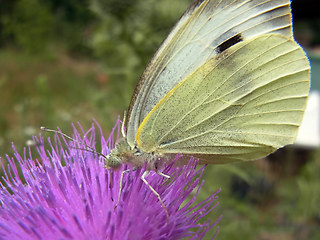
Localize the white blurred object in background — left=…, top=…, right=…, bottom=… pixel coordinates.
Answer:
left=295, top=91, right=320, bottom=147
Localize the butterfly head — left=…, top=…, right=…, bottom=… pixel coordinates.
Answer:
left=105, top=138, right=134, bottom=170
left=105, top=153, right=122, bottom=170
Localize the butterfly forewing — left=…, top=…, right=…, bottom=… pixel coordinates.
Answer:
left=126, top=0, right=293, bottom=147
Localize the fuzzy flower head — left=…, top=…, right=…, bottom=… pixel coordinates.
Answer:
left=0, top=119, right=221, bottom=240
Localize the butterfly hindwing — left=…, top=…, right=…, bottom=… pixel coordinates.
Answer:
left=136, top=34, right=310, bottom=163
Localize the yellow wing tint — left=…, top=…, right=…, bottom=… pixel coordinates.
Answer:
left=136, top=34, right=310, bottom=164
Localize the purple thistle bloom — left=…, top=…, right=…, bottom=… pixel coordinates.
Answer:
left=0, top=119, right=221, bottom=240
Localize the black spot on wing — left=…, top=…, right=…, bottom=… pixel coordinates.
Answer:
left=217, top=34, right=243, bottom=53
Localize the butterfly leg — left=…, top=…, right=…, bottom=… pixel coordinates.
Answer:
left=114, top=167, right=138, bottom=209
left=141, top=171, right=169, bottom=220
left=156, top=171, right=170, bottom=179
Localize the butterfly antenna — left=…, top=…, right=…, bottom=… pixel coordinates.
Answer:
left=121, top=111, right=127, bottom=137
left=40, top=126, right=107, bottom=159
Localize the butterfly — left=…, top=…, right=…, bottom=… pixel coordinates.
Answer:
left=106, top=0, right=310, bottom=172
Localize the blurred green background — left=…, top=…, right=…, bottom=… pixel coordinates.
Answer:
left=0, top=0, right=319, bottom=239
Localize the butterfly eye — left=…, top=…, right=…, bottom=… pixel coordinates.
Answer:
left=105, top=154, right=122, bottom=170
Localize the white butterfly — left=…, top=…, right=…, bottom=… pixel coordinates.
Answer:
left=106, top=0, right=310, bottom=170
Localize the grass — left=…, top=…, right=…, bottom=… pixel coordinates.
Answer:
left=0, top=46, right=123, bottom=156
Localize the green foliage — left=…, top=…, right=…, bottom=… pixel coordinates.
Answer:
left=1, top=0, right=54, bottom=52
left=0, top=0, right=95, bottom=54
left=89, top=0, right=188, bottom=110
left=48, top=0, right=96, bottom=55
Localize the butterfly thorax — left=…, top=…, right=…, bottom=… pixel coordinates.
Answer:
left=105, top=137, right=168, bottom=171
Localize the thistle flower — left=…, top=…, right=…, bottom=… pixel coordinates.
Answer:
left=0, top=119, right=221, bottom=239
